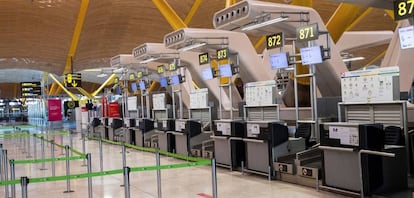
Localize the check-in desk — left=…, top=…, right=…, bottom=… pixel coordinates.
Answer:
left=98, top=118, right=109, bottom=139
left=109, top=118, right=123, bottom=141
left=212, top=119, right=246, bottom=170
left=243, top=121, right=305, bottom=178
left=319, top=122, right=407, bottom=197
left=134, top=119, right=155, bottom=147
left=172, top=119, right=212, bottom=156
left=90, top=117, right=102, bottom=137
left=118, top=118, right=135, bottom=144
left=153, top=119, right=175, bottom=152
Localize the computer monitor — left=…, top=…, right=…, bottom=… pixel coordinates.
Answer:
left=219, top=64, right=232, bottom=77
left=139, top=81, right=146, bottom=90
left=300, top=45, right=323, bottom=65
left=115, top=86, right=121, bottom=95
left=201, top=68, right=214, bottom=80
left=131, top=82, right=137, bottom=92
left=171, top=75, right=181, bottom=85
left=160, top=77, right=168, bottom=87
left=269, top=52, right=289, bottom=69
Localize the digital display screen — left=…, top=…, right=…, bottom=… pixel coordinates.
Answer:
left=300, top=45, right=323, bottom=65
left=219, top=64, right=232, bottom=77
left=115, top=86, right=121, bottom=95
left=269, top=52, right=289, bottom=69
left=139, top=81, right=146, bottom=90
left=131, top=83, right=137, bottom=91
left=171, top=75, right=180, bottom=85
left=201, top=68, right=214, bottom=80
left=399, top=25, right=414, bottom=49
left=160, top=77, right=168, bottom=87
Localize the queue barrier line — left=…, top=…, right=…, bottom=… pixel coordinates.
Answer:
left=12, top=155, right=86, bottom=165
left=88, top=136, right=205, bottom=162
left=0, top=159, right=211, bottom=186
left=0, top=131, right=70, bottom=138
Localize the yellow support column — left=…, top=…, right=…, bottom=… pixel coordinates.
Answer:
left=184, top=0, right=203, bottom=25
left=225, top=0, right=236, bottom=8
left=92, top=74, right=117, bottom=97
left=48, top=74, right=79, bottom=101
left=152, top=0, right=187, bottom=30
left=326, top=3, right=362, bottom=43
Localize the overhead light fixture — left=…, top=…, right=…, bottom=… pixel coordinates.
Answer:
left=178, top=42, right=207, bottom=52
left=140, top=57, right=160, bottom=64
left=342, top=57, right=365, bottom=62
left=241, top=16, right=289, bottom=31
left=97, top=73, right=108, bottom=78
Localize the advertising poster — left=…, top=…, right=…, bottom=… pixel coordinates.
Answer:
left=109, top=102, right=120, bottom=118
left=48, top=99, right=62, bottom=121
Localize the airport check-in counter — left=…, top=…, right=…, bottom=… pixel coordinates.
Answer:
left=150, top=106, right=175, bottom=152
left=172, top=118, right=212, bottom=156
left=109, top=118, right=123, bottom=141
left=119, top=118, right=136, bottom=144
left=90, top=117, right=102, bottom=137
left=212, top=119, right=246, bottom=169
left=319, top=122, right=407, bottom=196
left=133, top=118, right=155, bottom=147
left=243, top=121, right=305, bottom=177
left=98, top=117, right=109, bottom=139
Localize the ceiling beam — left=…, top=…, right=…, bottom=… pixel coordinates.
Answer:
left=254, top=36, right=266, bottom=50
left=365, top=49, right=387, bottom=66
left=344, top=7, right=373, bottom=32
left=291, top=0, right=313, bottom=7
left=184, top=0, right=203, bottom=25
left=326, top=3, right=362, bottom=43
left=63, top=0, right=89, bottom=75
left=152, top=0, right=187, bottom=30
left=48, top=74, right=79, bottom=101
left=225, top=0, right=236, bottom=8
left=92, top=74, right=117, bottom=97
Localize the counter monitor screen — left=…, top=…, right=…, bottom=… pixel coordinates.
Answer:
left=219, top=64, right=232, bottom=77
left=131, top=82, right=137, bottom=92
left=201, top=68, right=214, bottom=80
left=139, top=81, right=146, bottom=90
left=300, top=45, right=323, bottom=65
left=269, top=52, right=289, bottom=69
left=171, top=75, right=180, bottom=85
left=115, top=86, right=121, bottom=95
left=160, top=77, right=168, bottom=87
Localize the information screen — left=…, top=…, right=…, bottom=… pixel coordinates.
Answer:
left=171, top=75, right=180, bottom=85
left=269, top=52, right=289, bottom=69
left=115, top=86, right=122, bottom=95
left=219, top=64, right=232, bottom=77
left=160, top=77, right=168, bottom=87
left=300, top=45, right=323, bottom=65
left=201, top=68, right=214, bottom=80
left=131, top=82, right=138, bottom=91
left=139, top=81, right=146, bottom=90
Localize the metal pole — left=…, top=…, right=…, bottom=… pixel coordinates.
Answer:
left=123, top=167, right=131, bottom=198
left=40, top=136, right=47, bottom=170
left=229, top=83, right=233, bottom=120
left=10, top=159, right=15, bottom=198
left=63, top=145, right=74, bottom=193
left=60, top=134, right=64, bottom=155
left=0, top=144, right=3, bottom=181
left=51, top=140, right=56, bottom=176
left=99, top=139, right=103, bottom=172
left=33, top=134, right=37, bottom=159
left=156, top=149, right=162, bottom=198
left=82, top=135, right=86, bottom=166
left=26, top=132, right=32, bottom=158
left=20, top=176, right=29, bottom=198
left=4, top=150, right=9, bottom=198
left=219, top=81, right=222, bottom=120
left=122, top=143, right=127, bottom=168
left=211, top=158, right=218, bottom=198
left=69, top=133, right=73, bottom=156
left=87, top=153, right=93, bottom=198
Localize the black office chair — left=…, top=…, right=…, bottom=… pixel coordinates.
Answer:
left=294, top=123, right=316, bottom=148
left=384, top=126, right=404, bottom=145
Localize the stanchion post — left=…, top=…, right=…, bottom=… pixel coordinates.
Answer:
left=4, top=149, right=9, bottom=198
left=60, top=134, right=64, bottom=155
left=69, top=133, right=73, bottom=156
left=123, top=167, right=131, bottom=198
left=0, top=144, right=3, bottom=181
left=33, top=134, right=37, bottom=159
left=63, top=145, right=74, bottom=193
left=87, top=153, right=93, bottom=198
left=51, top=140, right=56, bottom=176
left=99, top=138, right=103, bottom=172
left=40, top=136, right=47, bottom=170
left=26, top=132, right=32, bottom=158
left=82, top=134, right=86, bottom=166
left=156, top=149, right=162, bottom=198
left=10, top=159, right=16, bottom=198
left=21, top=176, right=29, bottom=198
left=122, top=143, right=127, bottom=168
left=211, top=158, right=218, bottom=198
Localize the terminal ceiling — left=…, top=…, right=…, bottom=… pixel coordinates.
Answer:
left=0, top=0, right=397, bottom=98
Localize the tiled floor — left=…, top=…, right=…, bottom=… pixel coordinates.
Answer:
left=0, top=129, right=348, bottom=198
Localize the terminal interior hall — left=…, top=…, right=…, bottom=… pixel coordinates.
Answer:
left=0, top=0, right=414, bottom=197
